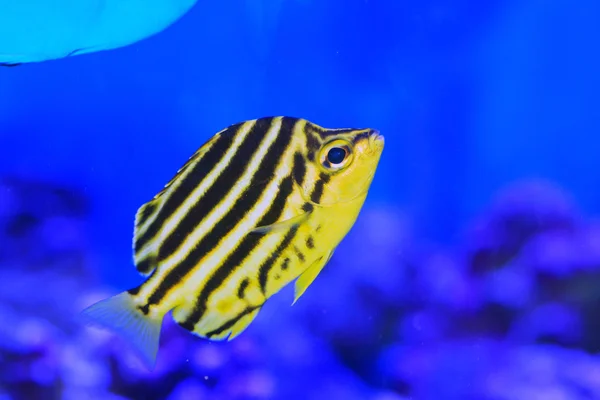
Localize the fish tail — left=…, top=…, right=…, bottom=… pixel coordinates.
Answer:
left=80, top=291, right=164, bottom=369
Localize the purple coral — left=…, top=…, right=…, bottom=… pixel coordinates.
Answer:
left=1, top=176, right=599, bottom=399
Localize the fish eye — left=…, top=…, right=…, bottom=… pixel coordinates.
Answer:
left=327, top=147, right=347, bottom=164
left=319, top=139, right=353, bottom=172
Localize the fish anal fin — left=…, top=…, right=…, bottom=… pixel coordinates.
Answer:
left=251, top=211, right=311, bottom=234
left=79, top=291, right=164, bottom=369
left=293, top=249, right=335, bottom=304
left=204, top=307, right=261, bottom=341
left=228, top=307, right=261, bottom=341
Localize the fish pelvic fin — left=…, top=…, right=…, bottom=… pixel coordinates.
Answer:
left=293, top=248, right=335, bottom=305
left=80, top=291, right=164, bottom=369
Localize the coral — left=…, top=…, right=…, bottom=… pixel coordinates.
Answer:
left=1, top=177, right=599, bottom=399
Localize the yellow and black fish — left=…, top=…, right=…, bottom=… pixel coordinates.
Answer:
left=81, top=116, right=384, bottom=367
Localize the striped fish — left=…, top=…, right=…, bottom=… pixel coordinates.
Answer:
left=81, top=116, right=384, bottom=368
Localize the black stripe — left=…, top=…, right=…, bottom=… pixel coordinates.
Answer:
left=137, top=305, right=149, bottom=315
left=306, top=236, right=314, bottom=249
left=135, top=200, right=159, bottom=274
left=352, top=131, right=370, bottom=143
left=294, top=246, right=305, bottom=263
left=321, top=128, right=357, bottom=137
left=310, top=173, right=330, bottom=204
left=237, top=278, right=249, bottom=299
left=258, top=227, right=299, bottom=293
left=205, top=305, right=260, bottom=339
left=134, top=128, right=237, bottom=252
left=178, top=174, right=295, bottom=331
left=128, top=286, right=141, bottom=296
left=304, top=123, right=323, bottom=142
left=135, top=258, right=153, bottom=275
left=147, top=118, right=297, bottom=312
left=305, top=125, right=321, bottom=162
left=158, top=119, right=271, bottom=259
left=137, top=202, right=157, bottom=227
left=292, top=152, right=306, bottom=187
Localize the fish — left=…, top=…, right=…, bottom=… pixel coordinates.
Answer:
left=0, top=0, right=197, bottom=66
left=80, top=116, right=384, bottom=368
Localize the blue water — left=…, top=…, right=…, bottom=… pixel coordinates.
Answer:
left=1, top=1, right=599, bottom=399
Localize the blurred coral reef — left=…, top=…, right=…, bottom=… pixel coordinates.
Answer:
left=1, top=176, right=599, bottom=400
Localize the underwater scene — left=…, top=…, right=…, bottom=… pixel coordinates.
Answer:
left=1, top=0, right=599, bottom=399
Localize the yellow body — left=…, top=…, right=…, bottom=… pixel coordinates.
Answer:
left=81, top=116, right=384, bottom=368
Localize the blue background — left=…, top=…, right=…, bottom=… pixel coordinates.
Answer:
left=1, top=0, right=599, bottom=399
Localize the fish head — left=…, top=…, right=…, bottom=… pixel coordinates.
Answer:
left=302, top=123, right=384, bottom=207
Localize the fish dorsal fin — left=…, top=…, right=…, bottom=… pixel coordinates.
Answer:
left=132, top=149, right=198, bottom=249
left=251, top=211, right=311, bottom=234
left=132, top=197, right=163, bottom=276
left=132, top=138, right=216, bottom=276
left=134, top=198, right=161, bottom=236
left=293, top=248, right=335, bottom=304
left=152, top=138, right=211, bottom=201
left=132, top=163, right=187, bottom=276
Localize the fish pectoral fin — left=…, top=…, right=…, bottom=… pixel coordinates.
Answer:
left=293, top=249, right=335, bottom=305
left=251, top=211, right=311, bottom=234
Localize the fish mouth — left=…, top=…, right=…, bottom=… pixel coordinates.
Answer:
left=368, top=129, right=385, bottom=150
